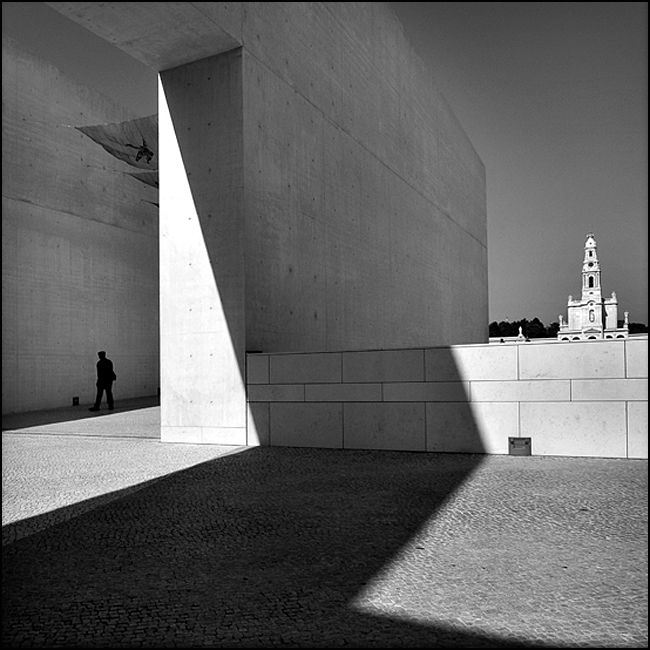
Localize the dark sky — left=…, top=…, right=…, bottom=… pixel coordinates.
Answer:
left=391, top=2, right=648, bottom=326
left=3, top=2, right=648, bottom=326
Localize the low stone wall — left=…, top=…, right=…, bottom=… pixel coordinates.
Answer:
left=246, top=337, right=647, bottom=459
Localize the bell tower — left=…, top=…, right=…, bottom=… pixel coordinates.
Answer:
left=581, top=233, right=602, bottom=302
left=558, top=233, right=627, bottom=340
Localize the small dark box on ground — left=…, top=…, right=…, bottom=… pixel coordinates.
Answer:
left=509, top=437, right=531, bottom=456
left=72, top=396, right=79, bottom=406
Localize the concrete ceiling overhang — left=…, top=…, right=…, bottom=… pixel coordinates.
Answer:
left=45, top=2, right=243, bottom=71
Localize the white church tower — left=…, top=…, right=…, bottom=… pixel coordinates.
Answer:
left=558, top=234, right=629, bottom=340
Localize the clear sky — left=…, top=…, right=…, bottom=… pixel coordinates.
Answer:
left=3, top=2, right=648, bottom=326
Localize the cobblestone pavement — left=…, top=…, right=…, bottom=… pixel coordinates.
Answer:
left=1, top=433, right=244, bottom=544
left=2, top=427, right=647, bottom=647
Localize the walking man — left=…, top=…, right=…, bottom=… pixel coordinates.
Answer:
left=89, top=351, right=116, bottom=411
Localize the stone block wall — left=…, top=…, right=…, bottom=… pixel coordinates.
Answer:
left=247, top=337, right=648, bottom=459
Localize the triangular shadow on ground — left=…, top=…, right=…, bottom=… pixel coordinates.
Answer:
left=3, top=446, right=554, bottom=648
left=2, top=42, right=544, bottom=649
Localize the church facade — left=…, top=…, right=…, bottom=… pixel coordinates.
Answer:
left=558, top=234, right=629, bottom=341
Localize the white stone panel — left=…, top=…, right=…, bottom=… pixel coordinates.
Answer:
left=247, top=355, right=269, bottom=384
left=270, top=403, right=343, bottom=448
left=520, top=402, right=626, bottom=458
left=247, top=402, right=269, bottom=446
left=626, top=339, right=648, bottom=378
left=247, top=384, right=304, bottom=402
left=519, top=340, right=625, bottom=379
left=270, top=353, right=341, bottom=384
left=305, top=383, right=382, bottom=402
left=426, top=403, right=516, bottom=454
left=425, top=346, right=518, bottom=381
left=627, top=401, right=648, bottom=459
left=342, top=350, right=424, bottom=383
left=383, top=382, right=469, bottom=402
left=343, top=403, right=425, bottom=451
left=571, top=379, right=647, bottom=401
left=470, top=380, right=570, bottom=402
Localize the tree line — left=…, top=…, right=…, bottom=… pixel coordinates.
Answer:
left=489, top=318, right=648, bottom=339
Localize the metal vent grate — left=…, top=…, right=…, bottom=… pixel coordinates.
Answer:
left=509, top=437, right=531, bottom=456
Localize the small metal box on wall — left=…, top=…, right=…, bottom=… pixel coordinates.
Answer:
left=509, top=437, right=532, bottom=456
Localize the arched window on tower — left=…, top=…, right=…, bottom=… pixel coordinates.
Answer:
left=588, top=276, right=594, bottom=288
left=589, top=310, right=595, bottom=322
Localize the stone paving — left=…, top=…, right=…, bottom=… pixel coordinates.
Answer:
left=1, top=410, right=648, bottom=648
left=2, top=395, right=161, bottom=440
left=2, top=435, right=244, bottom=545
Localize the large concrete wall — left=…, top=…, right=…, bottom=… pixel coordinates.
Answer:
left=47, top=2, right=487, bottom=444
left=2, top=38, right=159, bottom=414
left=247, top=337, right=648, bottom=459
left=47, top=2, right=487, bottom=354
left=152, top=4, right=487, bottom=443
left=242, top=3, right=487, bottom=352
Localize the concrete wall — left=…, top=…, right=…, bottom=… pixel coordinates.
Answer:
left=2, top=39, right=160, bottom=414
left=158, top=51, right=247, bottom=444
left=46, top=3, right=487, bottom=443
left=242, top=3, right=487, bottom=352
left=247, top=337, right=648, bottom=459
left=48, top=2, right=487, bottom=353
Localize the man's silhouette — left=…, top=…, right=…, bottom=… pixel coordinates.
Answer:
left=89, top=351, right=116, bottom=411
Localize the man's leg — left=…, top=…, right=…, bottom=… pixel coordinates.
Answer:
left=89, top=386, right=104, bottom=411
left=106, top=384, right=114, bottom=410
